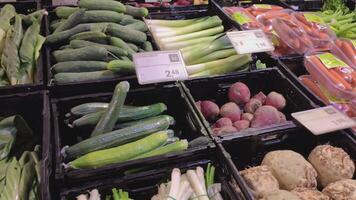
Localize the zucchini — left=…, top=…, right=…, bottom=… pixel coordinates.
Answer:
left=70, top=31, right=108, bottom=44
left=65, top=115, right=175, bottom=158
left=91, top=81, right=130, bottom=137
left=125, top=21, right=148, bottom=32
left=79, top=0, right=126, bottom=13
left=68, top=131, right=169, bottom=169
left=69, top=40, right=128, bottom=57
left=127, top=43, right=138, bottom=52
left=106, top=24, right=147, bottom=44
left=54, top=8, right=85, bottom=33
left=70, top=103, right=168, bottom=128
left=109, top=37, right=136, bottom=57
left=52, top=61, right=108, bottom=73
left=124, top=5, right=148, bottom=18
left=133, top=140, right=188, bottom=159
left=55, top=6, right=79, bottom=19
left=54, top=70, right=119, bottom=84
left=107, top=60, right=134, bottom=74
left=142, top=41, right=153, bottom=51
left=67, top=102, right=109, bottom=117
left=53, top=46, right=108, bottom=62
left=81, top=10, right=124, bottom=23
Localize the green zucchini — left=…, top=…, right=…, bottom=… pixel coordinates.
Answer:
left=68, top=131, right=169, bottom=169
left=127, top=43, right=138, bottom=52
left=52, top=61, right=108, bottom=73
left=54, top=70, right=119, bottom=84
left=81, top=10, right=124, bottom=23
left=125, top=21, right=148, bottom=32
left=55, top=6, right=79, bottom=19
left=142, top=41, right=153, bottom=51
left=109, top=37, right=136, bottom=57
left=66, top=102, right=109, bottom=117
left=70, top=103, right=168, bottom=128
left=70, top=31, right=108, bottom=44
left=69, top=40, right=128, bottom=57
left=54, top=8, right=86, bottom=33
left=106, top=24, right=147, bottom=44
left=53, top=46, right=108, bottom=62
left=79, top=0, right=126, bottom=13
left=91, top=81, right=130, bottom=137
left=124, top=5, right=148, bottom=18
left=65, top=115, right=175, bottom=158
left=107, top=60, right=134, bottom=74
left=133, top=140, right=188, bottom=159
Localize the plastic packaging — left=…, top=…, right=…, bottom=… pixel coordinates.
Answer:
left=246, top=4, right=284, bottom=17
left=223, top=7, right=263, bottom=30
left=330, top=38, right=356, bottom=69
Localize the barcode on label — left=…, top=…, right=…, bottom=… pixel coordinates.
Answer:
left=324, top=107, right=337, bottom=115
left=168, top=54, right=180, bottom=62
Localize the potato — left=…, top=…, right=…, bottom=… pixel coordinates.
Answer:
left=241, top=165, right=279, bottom=198
left=308, top=145, right=355, bottom=188
left=261, top=150, right=317, bottom=190
left=291, top=188, right=330, bottom=200
left=322, top=179, right=356, bottom=200
left=261, top=190, right=301, bottom=200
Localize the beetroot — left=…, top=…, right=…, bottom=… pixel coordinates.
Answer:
left=200, top=101, right=219, bottom=121
left=253, top=92, right=267, bottom=104
left=251, top=105, right=280, bottom=128
left=233, top=120, right=250, bottom=131
left=212, top=126, right=237, bottom=136
left=220, top=102, right=241, bottom=122
left=228, top=82, right=251, bottom=104
left=244, top=98, right=262, bottom=114
left=265, top=92, right=286, bottom=110
left=241, top=113, right=254, bottom=122
left=195, top=101, right=202, bottom=111
left=213, top=117, right=232, bottom=128
left=278, top=112, right=287, bottom=123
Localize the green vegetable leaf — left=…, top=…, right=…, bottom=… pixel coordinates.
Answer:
left=0, top=158, right=21, bottom=200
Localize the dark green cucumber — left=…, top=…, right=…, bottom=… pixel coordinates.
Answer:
left=106, top=24, right=147, bottom=44
left=52, top=61, right=108, bottom=73
left=119, top=56, right=131, bottom=61
left=54, top=70, right=119, bottom=84
left=127, top=43, right=138, bottom=52
left=69, top=40, right=128, bottom=57
left=125, top=21, right=148, bottom=32
left=113, top=115, right=165, bottom=129
left=50, top=19, right=65, bottom=31
left=53, top=46, right=108, bottom=62
left=70, top=31, right=108, bottom=44
left=109, top=37, right=136, bottom=57
left=124, top=5, right=148, bottom=18
left=91, top=81, right=130, bottom=137
left=66, top=102, right=109, bottom=117
left=54, top=8, right=85, bottom=33
left=79, top=0, right=126, bottom=13
left=142, top=41, right=153, bottom=51
left=120, top=15, right=140, bottom=25
left=65, top=115, right=175, bottom=158
left=55, top=6, right=79, bottom=19
left=58, top=44, right=71, bottom=50
left=107, top=60, right=134, bottom=74
left=81, top=10, right=124, bottom=23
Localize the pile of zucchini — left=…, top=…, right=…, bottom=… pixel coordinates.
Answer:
left=62, top=81, right=192, bottom=169
left=0, top=4, right=45, bottom=86
left=47, top=0, right=153, bottom=84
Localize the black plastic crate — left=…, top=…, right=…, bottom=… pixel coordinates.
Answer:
left=0, top=91, right=51, bottom=200
left=181, top=68, right=319, bottom=140
left=52, top=83, right=214, bottom=185
left=280, top=0, right=323, bottom=11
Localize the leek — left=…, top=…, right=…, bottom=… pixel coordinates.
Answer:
left=146, top=17, right=208, bottom=27
left=161, top=34, right=223, bottom=50
left=187, top=170, right=209, bottom=200
left=188, top=48, right=236, bottom=65
left=168, top=168, right=181, bottom=200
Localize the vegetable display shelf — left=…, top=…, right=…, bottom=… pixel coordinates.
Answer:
left=0, top=2, right=46, bottom=95
left=51, top=83, right=214, bottom=185
left=0, top=91, right=51, bottom=200
left=280, top=0, right=324, bottom=11
left=181, top=68, right=318, bottom=141
left=59, top=147, right=251, bottom=200
left=123, top=0, right=209, bottom=13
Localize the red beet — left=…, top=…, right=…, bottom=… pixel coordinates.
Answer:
left=265, top=91, right=286, bottom=110
left=139, top=3, right=155, bottom=7
left=200, top=101, right=219, bottom=121
left=162, top=2, right=171, bottom=6
left=220, top=102, right=241, bottom=122
left=241, top=113, right=254, bottom=122
left=212, top=126, right=237, bottom=136
left=213, top=117, right=233, bottom=128
left=233, top=120, right=250, bottom=131
left=278, top=111, right=287, bottom=123
left=195, top=101, right=202, bottom=111
left=253, top=92, right=267, bottom=104
left=250, top=105, right=280, bottom=128
left=244, top=98, right=262, bottom=114
left=228, top=82, right=251, bottom=104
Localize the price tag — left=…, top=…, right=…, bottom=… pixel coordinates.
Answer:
left=133, top=50, right=188, bottom=85
left=291, top=106, right=356, bottom=135
left=316, top=52, right=348, bottom=69
left=227, top=30, right=274, bottom=54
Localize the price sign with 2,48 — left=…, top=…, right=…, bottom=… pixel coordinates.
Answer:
left=133, top=50, right=188, bottom=85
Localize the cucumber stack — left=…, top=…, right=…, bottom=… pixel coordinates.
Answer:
left=46, top=0, right=153, bottom=84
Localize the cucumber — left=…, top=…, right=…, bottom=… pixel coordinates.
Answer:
left=70, top=31, right=108, bottom=44
left=53, top=46, right=108, bottom=62
left=119, top=56, right=131, bottom=61
left=91, top=81, right=130, bottom=137
left=107, top=60, right=134, bottom=74
left=125, top=21, right=148, bottom=32
left=81, top=10, right=124, bottom=23
left=50, top=19, right=65, bottom=31
left=124, top=5, right=148, bottom=18
left=68, top=131, right=169, bottom=169
left=142, top=41, right=153, bottom=51
left=58, top=44, right=71, bottom=50
left=69, top=40, right=128, bottom=57
left=54, top=8, right=85, bottom=33
left=189, top=137, right=211, bottom=148
left=120, top=15, right=140, bottom=25
left=79, top=0, right=126, bottom=13
left=55, top=6, right=79, bottom=19
left=133, top=140, right=188, bottom=160
left=52, top=61, right=108, bottom=73
left=106, top=24, right=147, bottom=44
left=70, top=104, right=168, bottom=128
left=54, top=70, right=119, bottom=84
left=127, top=43, right=138, bottom=52
left=109, top=37, right=136, bottom=57
left=67, top=102, right=109, bottom=117
left=65, top=115, right=175, bottom=158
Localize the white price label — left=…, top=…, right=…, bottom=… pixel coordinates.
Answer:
left=292, top=106, right=356, bottom=135
left=227, top=30, right=274, bottom=54
left=133, top=50, right=188, bottom=85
